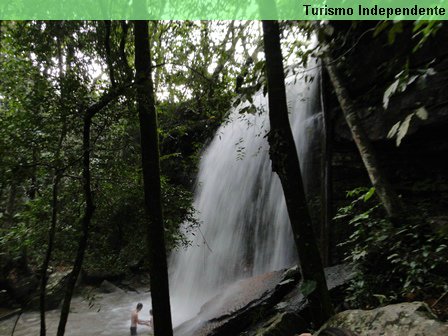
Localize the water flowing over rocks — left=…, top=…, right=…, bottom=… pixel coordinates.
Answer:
left=175, top=264, right=354, bottom=336
left=0, top=287, right=152, bottom=336
left=169, top=65, right=324, bottom=327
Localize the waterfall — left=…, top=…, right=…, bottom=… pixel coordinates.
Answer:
left=169, top=67, right=322, bottom=328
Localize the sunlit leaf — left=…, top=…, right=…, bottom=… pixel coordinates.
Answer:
left=387, top=121, right=400, bottom=139
left=383, top=79, right=399, bottom=109
left=395, top=113, right=413, bottom=146
left=363, top=187, right=376, bottom=202
left=415, top=107, right=428, bottom=120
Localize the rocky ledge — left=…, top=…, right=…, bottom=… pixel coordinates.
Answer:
left=317, top=301, right=448, bottom=336
left=174, top=265, right=447, bottom=336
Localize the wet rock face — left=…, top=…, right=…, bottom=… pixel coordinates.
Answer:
left=176, top=267, right=448, bottom=336
left=325, top=22, right=448, bottom=266
left=175, top=268, right=299, bottom=336
left=80, top=268, right=126, bottom=285
left=244, top=264, right=354, bottom=336
left=318, top=302, right=448, bottom=336
left=98, top=280, right=124, bottom=294
left=328, top=22, right=448, bottom=143
left=27, top=271, right=71, bottom=310
left=174, top=264, right=354, bottom=336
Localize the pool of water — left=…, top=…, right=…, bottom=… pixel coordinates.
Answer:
left=0, top=288, right=153, bottom=336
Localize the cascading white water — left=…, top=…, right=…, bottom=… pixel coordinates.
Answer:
left=170, top=67, right=322, bottom=328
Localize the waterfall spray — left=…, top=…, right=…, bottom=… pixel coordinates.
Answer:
left=169, top=67, right=322, bottom=329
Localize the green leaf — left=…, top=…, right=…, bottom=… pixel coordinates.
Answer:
left=373, top=21, right=390, bottom=37
left=363, top=187, right=376, bottom=202
left=388, top=22, right=403, bottom=44
left=436, top=245, right=447, bottom=253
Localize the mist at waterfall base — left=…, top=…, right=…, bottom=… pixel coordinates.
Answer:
left=169, top=68, right=323, bottom=330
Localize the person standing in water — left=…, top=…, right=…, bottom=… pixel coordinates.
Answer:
left=130, top=303, right=145, bottom=335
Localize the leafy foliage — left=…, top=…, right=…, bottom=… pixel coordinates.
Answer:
left=337, top=188, right=448, bottom=308
left=1, top=21, right=254, bottom=277
left=383, top=65, right=436, bottom=110
left=387, top=107, right=428, bottom=146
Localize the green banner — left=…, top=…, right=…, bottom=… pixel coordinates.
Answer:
left=0, top=0, right=446, bottom=20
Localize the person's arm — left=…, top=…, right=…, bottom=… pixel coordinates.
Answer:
left=139, top=315, right=154, bottom=326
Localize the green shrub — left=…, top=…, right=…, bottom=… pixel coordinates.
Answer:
left=337, top=187, right=448, bottom=308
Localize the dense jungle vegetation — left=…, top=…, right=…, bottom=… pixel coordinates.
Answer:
left=0, top=20, right=447, bottom=335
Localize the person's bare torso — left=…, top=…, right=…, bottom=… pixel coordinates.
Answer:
left=131, top=310, right=139, bottom=327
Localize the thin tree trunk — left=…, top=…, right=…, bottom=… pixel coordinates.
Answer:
left=262, top=20, right=334, bottom=327
left=40, top=173, right=61, bottom=336
left=119, top=21, right=133, bottom=79
left=6, top=180, right=17, bottom=219
left=54, top=82, right=128, bottom=336
left=134, top=20, right=173, bottom=336
left=56, top=113, right=95, bottom=336
left=40, top=31, right=68, bottom=335
left=323, top=53, right=404, bottom=220
left=104, top=20, right=116, bottom=87
left=29, top=147, right=38, bottom=199
left=319, top=68, right=332, bottom=267
left=0, top=20, right=3, bottom=48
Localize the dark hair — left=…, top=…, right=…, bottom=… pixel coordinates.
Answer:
left=137, top=303, right=143, bottom=310
left=319, top=327, right=358, bottom=336
left=150, top=309, right=153, bottom=315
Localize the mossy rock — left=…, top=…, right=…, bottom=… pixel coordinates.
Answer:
left=318, top=302, right=448, bottom=336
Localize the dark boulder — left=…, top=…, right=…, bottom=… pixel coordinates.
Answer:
left=174, top=264, right=354, bottom=336
left=0, top=289, right=16, bottom=308
left=97, top=280, right=123, bottom=294
left=80, top=268, right=125, bottom=285
left=27, top=271, right=70, bottom=310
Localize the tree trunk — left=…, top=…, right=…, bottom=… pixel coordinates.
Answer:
left=261, top=20, right=334, bottom=328
left=319, top=68, right=332, bottom=267
left=54, top=81, right=128, bottom=336
left=323, top=53, right=404, bottom=220
left=56, top=113, right=95, bottom=336
left=41, top=31, right=67, bottom=335
left=104, top=20, right=116, bottom=87
left=134, top=20, right=174, bottom=336
left=29, top=147, right=38, bottom=199
left=40, top=173, right=61, bottom=336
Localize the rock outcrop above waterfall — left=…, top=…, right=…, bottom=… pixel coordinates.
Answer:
left=325, top=22, right=448, bottom=265
left=317, top=302, right=448, bottom=336
left=174, top=264, right=354, bottom=336
left=328, top=22, right=448, bottom=143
